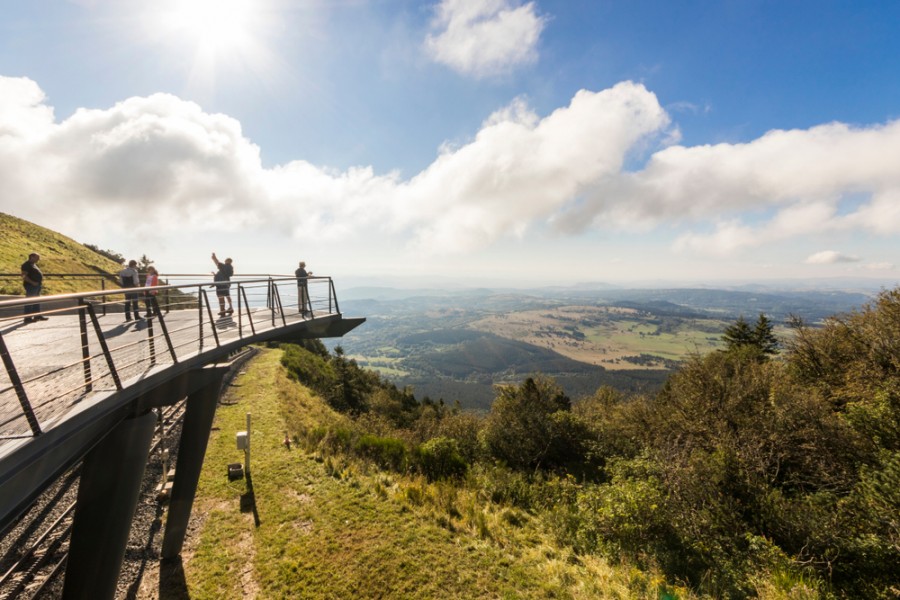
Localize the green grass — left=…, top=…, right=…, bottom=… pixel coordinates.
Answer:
left=0, top=212, right=125, bottom=294
left=185, top=348, right=687, bottom=599
left=582, top=317, right=725, bottom=363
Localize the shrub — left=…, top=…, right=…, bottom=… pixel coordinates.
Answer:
left=471, top=464, right=538, bottom=510
left=481, top=376, right=584, bottom=470
left=416, top=437, right=468, bottom=481
left=354, top=434, right=408, bottom=471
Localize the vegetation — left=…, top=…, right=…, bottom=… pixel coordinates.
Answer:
left=336, top=287, right=867, bottom=409
left=266, top=294, right=900, bottom=598
left=722, top=313, right=780, bottom=356
left=187, top=349, right=677, bottom=598
left=0, top=212, right=125, bottom=294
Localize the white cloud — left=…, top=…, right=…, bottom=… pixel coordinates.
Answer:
left=3, top=75, right=900, bottom=272
left=0, top=77, right=55, bottom=140
left=864, top=261, right=894, bottom=271
left=805, top=250, right=861, bottom=265
left=558, top=119, right=900, bottom=256
left=425, top=0, right=546, bottom=78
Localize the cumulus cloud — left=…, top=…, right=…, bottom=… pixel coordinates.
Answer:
left=805, top=250, right=861, bottom=265
left=424, top=0, right=546, bottom=78
left=559, top=119, right=900, bottom=255
left=3, top=74, right=900, bottom=265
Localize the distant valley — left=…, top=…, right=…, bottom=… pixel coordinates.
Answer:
left=330, top=284, right=875, bottom=410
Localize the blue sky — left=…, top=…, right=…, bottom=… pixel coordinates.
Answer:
left=1, top=0, right=899, bottom=287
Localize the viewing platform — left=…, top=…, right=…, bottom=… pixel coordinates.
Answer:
left=0, top=274, right=362, bottom=447
left=0, top=273, right=364, bottom=598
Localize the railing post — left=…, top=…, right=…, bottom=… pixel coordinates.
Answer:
left=78, top=299, right=93, bottom=392
left=101, top=278, right=107, bottom=317
left=237, top=282, right=243, bottom=337
left=151, top=296, right=178, bottom=364
left=201, top=289, right=221, bottom=347
left=330, top=278, right=339, bottom=314
left=272, top=281, right=287, bottom=327
left=240, top=286, right=256, bottom=337
left=0, top=331, right=41, bottom=436
left=269, top=278, right=276, bottom=327
left=147, top=315, right=157, bottom=366
left=198, top=289, right=204, bottom=353
left=85, top=301, right=123, bottom=391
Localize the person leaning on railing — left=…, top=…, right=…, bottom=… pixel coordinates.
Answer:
left=295, top=261, right=312, bottom=317
left=21, top=252, right=48, bottom=323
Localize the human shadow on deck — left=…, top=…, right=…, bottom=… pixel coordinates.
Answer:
left=0, top=322, right=30, bottom=335
left=99, top=320, right=145, bottom=339
left=214, top=316, right=238, bottom=331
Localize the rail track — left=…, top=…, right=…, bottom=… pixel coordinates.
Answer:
left=0, top=399, right=188, bottom=599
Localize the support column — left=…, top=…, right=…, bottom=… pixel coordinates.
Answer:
left=63, top=410, right=157, bottom=600
left=161, top=370, right=225, bottom=559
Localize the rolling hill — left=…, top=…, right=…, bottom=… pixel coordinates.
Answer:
left=0, top=212, right=126, bottom=295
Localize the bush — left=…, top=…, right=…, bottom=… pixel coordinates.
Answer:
left=354, top=434, right=408, bottom=471
left=281, top=344, right=337, bottom=398
left=471, top=464, right=538, bottom=510
left=417, top=437, right=468, bottom=480
left=481, top=376, right=585, bottom=470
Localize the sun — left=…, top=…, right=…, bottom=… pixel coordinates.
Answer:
left=156, top=0, right=264, bottom=61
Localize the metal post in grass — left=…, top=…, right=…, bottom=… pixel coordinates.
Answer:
left=244, top=412, right=251, bottom=475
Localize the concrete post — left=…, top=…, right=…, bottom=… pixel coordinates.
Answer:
left=62, top=410, right=157, bottom=600
left=160, top=370, right=224, bottom=559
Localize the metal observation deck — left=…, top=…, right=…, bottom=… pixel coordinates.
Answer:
left=0, top=274, right=363, bottom=598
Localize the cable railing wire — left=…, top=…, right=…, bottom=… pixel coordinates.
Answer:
left=0, top=275, right=337, bottom=442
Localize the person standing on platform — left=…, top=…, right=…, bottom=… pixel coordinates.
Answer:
left=211, top=252, right=234, bottom=316
left=21, top=252, right=47, bottom=323
left=144, top=265, right=160, bottom=317
left=295, top=261, right=312, bottom=316
left=119, top=260, right=142, bottom=321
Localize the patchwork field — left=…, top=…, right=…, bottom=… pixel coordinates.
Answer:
left=469, top=305, right=726, bottom=370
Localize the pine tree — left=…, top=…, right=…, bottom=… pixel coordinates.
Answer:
left=752, top=313, right=780, bottom=355
left=722, top=314, right=779, bottom=356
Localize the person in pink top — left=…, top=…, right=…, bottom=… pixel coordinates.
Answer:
left=143, top=265, right=160, bottom=317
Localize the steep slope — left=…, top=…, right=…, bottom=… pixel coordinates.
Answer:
left=0, top=212, right=125, bottom=295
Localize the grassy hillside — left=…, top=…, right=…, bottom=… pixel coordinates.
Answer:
left=0, top=212, right=124, bottom=295
left=178, top=348, right=680, bottom=599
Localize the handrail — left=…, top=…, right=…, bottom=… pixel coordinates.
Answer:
left=0, top=275, right=338, bottom=442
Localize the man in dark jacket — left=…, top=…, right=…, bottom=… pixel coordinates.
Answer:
left=118, top=259, right=142, bottom=322
left=21, top=252, right=47, bottom=323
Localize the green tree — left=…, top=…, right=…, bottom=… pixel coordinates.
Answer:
left=481, top=376, right=584, bottom=470
left=137, top=253, right=154, bottom=272
left=722, top=313, right=779, bottom=356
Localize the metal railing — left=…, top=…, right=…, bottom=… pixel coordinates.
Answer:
left=0, top=275, right=338, bottom=441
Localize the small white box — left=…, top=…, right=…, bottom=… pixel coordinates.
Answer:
left=236, top=431, right=249, bottom=450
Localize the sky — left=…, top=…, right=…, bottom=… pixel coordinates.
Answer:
left=1, top=0, right=900, bottom=288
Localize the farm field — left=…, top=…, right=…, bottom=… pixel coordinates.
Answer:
left=469, top=305, right=727, bottom=370
left=331, top=286, right=869, bottom=407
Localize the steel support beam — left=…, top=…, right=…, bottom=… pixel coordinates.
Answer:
left=161, top=367, right=227, bottom=559
left=62, top=409, right=157, bottom=600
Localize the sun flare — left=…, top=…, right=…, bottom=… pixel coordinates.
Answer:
left=158, top=0, right=261, bottom=58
